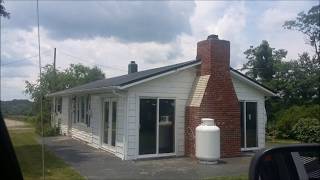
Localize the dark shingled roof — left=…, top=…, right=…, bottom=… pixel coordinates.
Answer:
left=48, top=60, right=201, bottom=96
left=48, top=59, right=276, bottom=96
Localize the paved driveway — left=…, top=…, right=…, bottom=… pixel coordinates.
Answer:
left=44, top=136, right=251, bottom=180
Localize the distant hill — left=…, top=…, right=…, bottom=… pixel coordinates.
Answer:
left=1, top=99, right=34, bottom=117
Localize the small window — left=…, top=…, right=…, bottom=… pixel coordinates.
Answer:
left=80, top=96, right=85, bottom=123
left=85, top=95, right=91, bottom=127
left=57, top=97, right=62, bottom=113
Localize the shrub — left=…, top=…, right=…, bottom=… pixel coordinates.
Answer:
left=292, top=118, right=320, bottom=143
left=33, top=111, right=60, bottom=137
left=276, top=105, right=320, bottom=138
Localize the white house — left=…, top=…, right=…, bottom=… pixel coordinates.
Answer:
left=48, top=35, right=276, bottom=160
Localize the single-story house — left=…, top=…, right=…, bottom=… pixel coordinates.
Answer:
left=48, top=35, right=276, bottom=160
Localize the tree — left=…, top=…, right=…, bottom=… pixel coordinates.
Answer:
left=283, top=5, right=320, bottom=61
left=242, top=40, right=287, bottom=83
left=0, top=0, right=10, bottom=18
left=25, top=63, right=105, bottom=135
left=25, top=63, right=105, bottom=111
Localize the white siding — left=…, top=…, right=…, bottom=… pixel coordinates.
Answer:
left=60, top=96, right=70, bottom=135
left=125, top=67, right=197, bottom=160
left=90, top=95, right=102, bottom=148
left=51, top=66, right=269, bottom=160
left=232, top=76, right=267, bottom=148
left=71, top=93, right=126, bottom=159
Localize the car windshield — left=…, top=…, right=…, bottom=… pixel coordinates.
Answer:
left=1, top=1, right=319, bottom=180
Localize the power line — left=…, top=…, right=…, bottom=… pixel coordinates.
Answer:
left=36, top=0, right=45, bottom=179
left=58, top=50, right=127, bottom=72
left=1, top=50, right=51, bottom=66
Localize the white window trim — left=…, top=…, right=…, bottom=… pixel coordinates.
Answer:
left=240, top=100, right=259, bottom=151
left=72, top=95, right=91, bottom=127
left=137, top=96, right=177, bottom=159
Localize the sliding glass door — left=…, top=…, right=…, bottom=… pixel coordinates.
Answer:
left=240, top=101, right=258, bottom=149
left=139, top=99, right=157, bottom=155
left=139, top=98, right=175, bottom=156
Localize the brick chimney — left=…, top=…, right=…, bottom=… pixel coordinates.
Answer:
left=185, top=35, right=241, bottom=158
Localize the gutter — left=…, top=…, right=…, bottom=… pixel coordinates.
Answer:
left=46, top=86, right=120, bottom=97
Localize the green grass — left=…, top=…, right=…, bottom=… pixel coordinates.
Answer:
left=9, top=128, right=84, bottom=180
left=205, top=175, right=247, bottom=180
left=266, top=137, right=300, bottom=148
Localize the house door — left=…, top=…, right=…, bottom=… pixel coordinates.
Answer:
left=139, top=98, right=175, bottom=156
left=102, top=98, right=117, bottom=151
left=240, top=101, right=258, bottom=149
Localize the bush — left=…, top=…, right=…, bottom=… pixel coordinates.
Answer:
left=292, top=118, right=320, bottom=143
left=33, top=111, right=60, bottom=137
left=276, top=105, right=320, bottom=138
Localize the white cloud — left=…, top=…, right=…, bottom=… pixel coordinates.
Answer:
left=1, top=1, right=317, bottom=100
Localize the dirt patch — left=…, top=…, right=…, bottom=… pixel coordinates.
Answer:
left=5, top=119, right=32, bottom=130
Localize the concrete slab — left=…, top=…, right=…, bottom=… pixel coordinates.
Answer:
left=44, top=136, right=251, bottom=180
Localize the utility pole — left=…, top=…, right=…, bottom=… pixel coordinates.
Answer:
left=53, top=48, right=57, bottom=92
left=53, top=48, right=56, bottom=73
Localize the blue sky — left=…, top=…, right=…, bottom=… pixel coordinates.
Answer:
left=1, top=1, right=318, bottom=100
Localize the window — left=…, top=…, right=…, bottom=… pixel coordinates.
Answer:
left=72, top=95, right=91, bottom=127
left=85, top=95, right=91, bottom=127
left=57, top=97, right=62, bottom=113
left=54, top=97, right=62, bottom=114
left=80, top=96, right=85, bottom=123
left=72, top=97, right=77, bottom=123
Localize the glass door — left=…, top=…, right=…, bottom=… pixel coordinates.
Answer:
left=102, top=98, right=117, bottom=150
left=139, top=98, right=175, bottom=156
left=139, top=99, right=157, bottom=155
left=246, top=102, right=257, bottom=148
left=158, top=99, right=175, bottom=153
left=240, top=101, right=258, bottom=149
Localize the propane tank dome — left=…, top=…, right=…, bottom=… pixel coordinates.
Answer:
left=195, top=118, right=220, bottom=164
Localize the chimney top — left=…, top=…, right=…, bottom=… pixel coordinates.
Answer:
left=128, top=61, right=138, bottom=74
left=207, top=34, right=219, bottom=40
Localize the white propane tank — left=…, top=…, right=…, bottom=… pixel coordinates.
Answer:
left=195, top=118, right=220, bottom=164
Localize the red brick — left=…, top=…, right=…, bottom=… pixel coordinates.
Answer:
left=185, top=35, right=241, bottom=158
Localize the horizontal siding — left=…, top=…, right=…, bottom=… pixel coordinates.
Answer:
left=232, top=76, right=267, bottom=148
left=125, top=67, right=197, bottom=159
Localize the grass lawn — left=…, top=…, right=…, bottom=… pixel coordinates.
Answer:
left=205, top=175, right=247, bottom=180
left=266, top=137, right=300, bottom=148
left=9, top=128, right=84, bottom=180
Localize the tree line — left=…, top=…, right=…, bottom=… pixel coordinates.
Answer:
left=241, top=5, right=319, bottom=142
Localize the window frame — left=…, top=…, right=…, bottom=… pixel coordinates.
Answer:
left=72, top=95, right=91, bottom=127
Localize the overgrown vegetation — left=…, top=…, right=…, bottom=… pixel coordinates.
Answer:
left=24, top=64, right=105, bottom=136
left=243, top=5, right=320, bottom=143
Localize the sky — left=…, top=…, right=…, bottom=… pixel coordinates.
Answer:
left=0, top=1, right=318, bottom=100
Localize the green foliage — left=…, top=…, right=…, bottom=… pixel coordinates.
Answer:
left=1, top=99, right=34, bottom=117
left=0, top=0, right=10, bottom=18
left=292, top=118, right=320, bottom=143
left=32, top=111, right=60, bottom=136
left=276, top=105, right=320, bottom=138
left=242, top=40, right=287, bottom=83
left=283, top=5, right=320, bottom=61
left=24, top=63, right=105, bottom=136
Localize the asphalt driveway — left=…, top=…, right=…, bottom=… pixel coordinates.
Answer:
left=44, top=136, right=251, bottom=180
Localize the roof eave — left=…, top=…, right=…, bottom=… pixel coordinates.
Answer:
left=230, top=69, right=277, bottom=97
left=118, top=61, right=201, bottom=90
left=46, top=86, right=120, bottom=97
